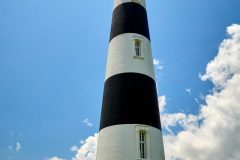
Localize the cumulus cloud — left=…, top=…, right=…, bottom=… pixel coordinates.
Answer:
left=153, top=58, right=164, bottom=70
left=158, top=95, right=167, bottom=113
left=72, top=133, right=98, bottom=160
left=82, top=119, right=93, bottom=127
left=163, top=24, right=240, bottom=160
left=200, top=24, right=240, bottom=88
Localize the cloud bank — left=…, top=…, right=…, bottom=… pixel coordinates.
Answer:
left=72, top=133, right=98, bottom=160
left=163, top=24, right=240, bottom=160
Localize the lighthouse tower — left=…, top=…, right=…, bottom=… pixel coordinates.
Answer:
left=97, top=0, right=165, bottom=160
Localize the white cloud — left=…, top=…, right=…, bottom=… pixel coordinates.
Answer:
left=163, top=24, right=240, bottom=160
left=200, top=24, right=240, bottom=88
left=8, top=142, right=22, bottom=153
left=158, top=95, right=167, bottom=113
left=153, top=58, right=164, bottom=70
left=46, top=157, right=65, bottom=160
left=16, top=142, right=21, bottom=152
left=185, top=88, right=191, bottom=94
left=70, top=145, right=79, bottom=152
left=80, top=140, right=85, bottom=145
left=161, top=113, right=201, bottom=134
left=72, top=133, right=98, bottom=160
left=194, top=98, right=199, bottom=104
left=82, top=119, right=93, bottom=127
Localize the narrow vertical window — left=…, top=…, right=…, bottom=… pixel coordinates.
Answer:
left=135, top=40, right=141, bottom=57
left=139, top=131, right=147, bottom=159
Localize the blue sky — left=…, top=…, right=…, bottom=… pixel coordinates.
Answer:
left=1, top=0, right=240, bottom=160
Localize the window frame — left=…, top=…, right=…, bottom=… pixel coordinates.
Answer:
left=136, top=125, right=149, bottom=160
left=139, top=130, right=147, bottom=159
left=135, top=39, right=142, bottom=57
left=132, top=37, right=144, bottom=59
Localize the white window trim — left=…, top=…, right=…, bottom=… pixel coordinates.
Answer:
left=132, top=36, right=144, bottom=60
left=139, top=131, right=147, bottom=159
left=135, top=40, right=142, bottom=56
left=135, top=125, right=150, bottom=160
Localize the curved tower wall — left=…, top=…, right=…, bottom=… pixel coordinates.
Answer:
left=97, top=1, right=165, bottom=160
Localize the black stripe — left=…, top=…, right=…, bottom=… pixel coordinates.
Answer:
left=110, top=2, right=150, bottom=42
left=100, top=73, right=161, bottom=131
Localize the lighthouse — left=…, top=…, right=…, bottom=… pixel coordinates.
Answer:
left=97, top=0, right=165, bottom=160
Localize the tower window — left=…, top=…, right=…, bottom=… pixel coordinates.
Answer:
left=135, top=40, right=141, bottom=57
left=139, top=131, right=147, bottom=159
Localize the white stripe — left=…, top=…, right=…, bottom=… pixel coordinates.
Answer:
left=105, top=33, right=155, bottom=81
left=96, top=124, right=165, bottom=160
left=113, top=0, right=146, bottom=10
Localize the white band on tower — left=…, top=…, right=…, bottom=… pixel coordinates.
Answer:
left=114, top=0, right=146, bottom=10
left=97, top=124, right=165, bottom=160
left=105, top=33, right=155, bottom=81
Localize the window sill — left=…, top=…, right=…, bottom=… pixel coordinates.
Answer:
left=133, top=56, right=144, bottom=60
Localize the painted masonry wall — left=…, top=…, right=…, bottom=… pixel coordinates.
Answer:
left=97, top=0, right=165, bottom=159
left=114, top=0, right=146, bottom=9
left=97, top=125, right=165, bottom=160
left=106, top=33, right=155, bottom=80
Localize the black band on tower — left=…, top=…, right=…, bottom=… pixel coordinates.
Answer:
left=110, top=2, right=150, bottom=42
left=100, top=73, right=161, bottom=131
